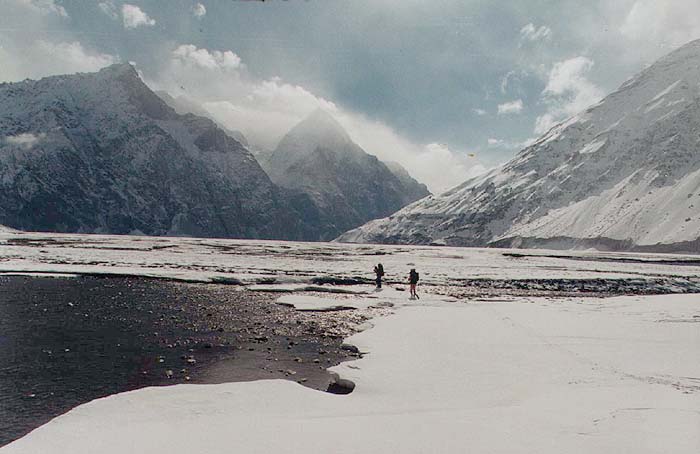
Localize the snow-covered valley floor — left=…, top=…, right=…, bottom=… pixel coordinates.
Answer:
left=1, top=231, right=699, bottom=453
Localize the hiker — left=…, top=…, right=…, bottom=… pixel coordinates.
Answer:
left=408, top=268, right=419, bottom=299
left=374, top=263, right=384, bottom=289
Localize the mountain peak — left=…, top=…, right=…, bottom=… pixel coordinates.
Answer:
left=98, top=62, right=139, bottom=79
left=94, top=63, right=177, bottom=120
left=268, top=109, right=353, bottom=174
left=293, top=108, right=350, bottom=142
left=305, top=108, right=342, bottom=125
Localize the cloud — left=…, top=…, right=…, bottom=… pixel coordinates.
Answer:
left=13, top=0, right=67, bottom=17
left=472, top=108, right=486, bottom=116
left=98, top=1, right=119, bottom=20
left=0, top=39, right=118, bottom=82
left=500, top=71, right=516, bottom=94
left=172, top=44, right=241, bottom=71
left=500, top=69, right=530, bottom=95
left=497, top=99, right=524, bottom=115
left=0, top=2, right=116, bottom=82
left=333, top=115, right=485, bottom=194
left=4, top=132, right=46, bottom=149
left=519, top=23, right=551, bottom=44
left=542, top=57, right=596, bottom=97
left=411, top=143, right=486, bottom=193
left=151, top=43, right=481, bottom=193
left=192, top=3, right=206, bottom=19
left=156, top=44, right=341, bottom=150
left=534, top=56, right=604, bottom=134
left=122, top=4, right=156, bottom=29
left=620, top=0, right=700, bottom=49
left=33, top=40, right=118, bottom=74
left=533, top=114, right=557, bottom=136
left=201, top=80, right=338, bottom=151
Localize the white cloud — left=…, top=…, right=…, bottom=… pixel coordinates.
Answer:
left=33, top=40, right=118, bottom=74
left=472, top=108, right=486, bottom=116
left=411, top=143, right=486, bottom=193
left=13, top=0, right=67, bottom=18
left=98, top=1, right=119, bottom=20
left=533, top=114, right=557, bottom=136
left=333, top=115, right=485, bottom=193
left=0, top=39, right=118, bottom=82
left=500, top=71, right=515, bottom=94
left=4, top=132, right=46, bottom=149
left=534, top=56, right=604, bottom=134
left=159, top=44, right=334, bottom=150
left=0, top=2, right=115, bottom=82
left=519, top=23, right=551, bottom=44
left=172, top=44, right=241, bottom=71
left=543, top=57, right=596, bottom=97
left=497, top=99, right=524, bottom=115
left=193, top=3, right=206, bottom=19
left=500, top=69, right=530, bottom=96
left=620, top=0, right=700, bottom=49
left=122, top=4, right=156, bottom=29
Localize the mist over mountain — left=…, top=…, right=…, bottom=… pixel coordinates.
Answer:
left=154, top=90, right=249, bottom=147
left=338, top=39, right=700, bottom=253
left=260, top=109, right=430, bottom=240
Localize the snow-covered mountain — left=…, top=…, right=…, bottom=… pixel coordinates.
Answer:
left=0, top=64, right=325, bottom=239
left=339, top=39, right=700, bottom=253
left=260, top=109, right=429, bottom=240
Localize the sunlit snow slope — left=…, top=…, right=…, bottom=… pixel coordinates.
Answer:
left=339, top=39, right=700, bottom=253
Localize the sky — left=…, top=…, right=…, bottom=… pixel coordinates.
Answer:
left=1, top=0, right=700, bottom=193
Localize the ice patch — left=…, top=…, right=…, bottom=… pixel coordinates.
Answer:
left=3, top=132, right=46, bottom=149
left=644, top=97, right=666, bottom=114
left=667, top=98, right=686, bottom=107
left=579, top=138, right=606, bottom=155
left=654, top=110, right=678, bottom=123
left=276, top=294, right=389, bottom=311
left=275, top=286, right=454, bottom=311
left=650, top=79, right=682, bottom=102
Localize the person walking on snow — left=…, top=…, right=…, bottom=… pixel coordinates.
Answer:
left=408, top=268, right=419, bottom=299
left=374, top=263, right=385, bottom=289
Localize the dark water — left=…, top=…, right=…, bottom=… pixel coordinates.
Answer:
left=0, top=276, right=362, bottom=446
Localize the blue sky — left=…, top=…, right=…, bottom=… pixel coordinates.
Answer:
left=2, top=0, right=699, bottom=192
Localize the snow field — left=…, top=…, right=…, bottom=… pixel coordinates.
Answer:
left=3, top=232, right=700, bottom=286
left=3, top=292, right=698, bottom=453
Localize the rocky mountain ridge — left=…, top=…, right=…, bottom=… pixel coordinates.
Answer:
left=0, top=63, right=324, bottom=239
